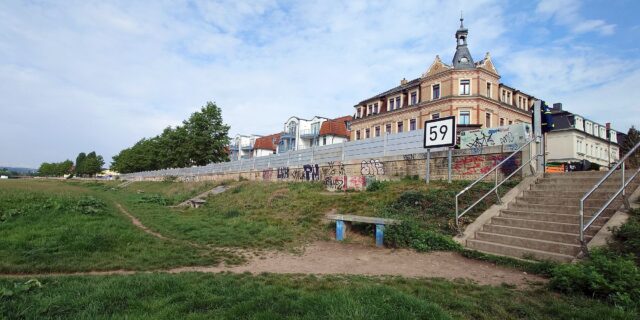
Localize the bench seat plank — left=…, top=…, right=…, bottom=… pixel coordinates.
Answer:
left=326, top=213, right=401, bottom=225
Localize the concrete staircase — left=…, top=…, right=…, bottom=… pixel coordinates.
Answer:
left=466, top=171, right=638, bottom=262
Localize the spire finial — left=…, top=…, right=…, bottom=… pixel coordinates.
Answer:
left=460, top=11, right=464, bottom=28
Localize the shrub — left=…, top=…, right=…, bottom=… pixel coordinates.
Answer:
left=136, top=194, right=168, bottom=206
left=549, top=249, right=640, bottom=307
left=163, top=175, right=178, bottom=182
left=1, top=279, right=42, bottom=300
left=384, top=221, right=461, bottom=252
left=366, top=180, right=386, bottom=192
left=610, top=209, right=640, bottom=263
left=75, top=196, right=107, bottom=215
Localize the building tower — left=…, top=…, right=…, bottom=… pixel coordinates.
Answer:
left=452, top=17, right=474, bottom=69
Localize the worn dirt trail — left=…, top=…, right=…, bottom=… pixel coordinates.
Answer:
left=0, top=202, right=546, bottom=288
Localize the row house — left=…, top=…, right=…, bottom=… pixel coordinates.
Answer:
left=229, top=134, right=261, bottom=160
left=547, top=104, right=620, bottom=168
left=351, top=18, right=536, bottom=141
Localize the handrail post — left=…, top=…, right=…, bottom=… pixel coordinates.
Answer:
left=579, top=200, right=584, bottom=244
left=495, top=168, right=501, bottom=204
left=455, top=195, right=459, bottom=229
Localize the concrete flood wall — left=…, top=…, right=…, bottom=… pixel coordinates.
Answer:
left=127, top=145, right=526, bottom=191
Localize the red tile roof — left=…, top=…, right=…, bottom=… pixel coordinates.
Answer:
left=319, top=116, right=352, bottom=138
left=253, top=133, right=281, bottom=151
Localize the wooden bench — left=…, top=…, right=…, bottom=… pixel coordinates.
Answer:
left=325, top=213, right=401, bottom=247
left=188, top=199, right=207, bottom=208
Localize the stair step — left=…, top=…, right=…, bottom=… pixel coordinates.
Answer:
left=544, top=171, right=611, bottom=177
left=515, top=196, right=616, bottom=207
left=524, top=190, right=614, bottom=200
left=475, top=232, right=581, bottom=256
left=507, top=202, right=617, bottom=215
left=466, top=239, right=575, bottom=262
left=500, top=210, right=601, bottom=224
left=491, top=216, right=602, bottom=234
left=530, top=184, right=620, bottom=192
left=482, top=224, right=589, bottom=243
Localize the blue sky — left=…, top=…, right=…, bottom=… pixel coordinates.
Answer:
left=1, top=0, right=638, bottom=168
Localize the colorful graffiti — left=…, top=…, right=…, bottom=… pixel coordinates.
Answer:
left=460, top=123, right=532, bottom=151
left=323, top=175, right=370, bottom=192
left=452, top=155, right=511, bottom=175
left=262, top=169, right=273, bottom=181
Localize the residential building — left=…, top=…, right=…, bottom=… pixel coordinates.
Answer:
left=547, top=104, right=620, bottom=168
left=278, top=116, right=328, bottom=152
left=318, top=116, right=352, bottom=146
left=229, top=134, right=261, bottom=160
left=253, top=133, right=281, bottom=157
left=351, top=18, right=535, bottom=141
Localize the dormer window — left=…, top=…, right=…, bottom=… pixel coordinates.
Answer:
left=459, top=79, right=470, bottom=95
left=389, top=98, right=395, bottom=111
left=395, top=97, right=401, bottom=109
left=410, top=91, right=418, bottom=105
left=373, top=103, right=379, bottom=114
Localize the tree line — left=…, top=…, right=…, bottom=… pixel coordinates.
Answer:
left=38, top=151, right=105, bottom=177
left=110, top=101, right=230, bottom=174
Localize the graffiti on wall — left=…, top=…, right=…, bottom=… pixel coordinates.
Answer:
left=324, top=176, right=346, bottom=192
left=303, top=164, right=320, bottom=181
left=323, top=175, right=370, bottom=192
left=361, top=159, right=385, bottom=176
left=452, top=154, right=518, bottom=175
left=460, top=123, right=532, bottom=152
left=403, top=154, right=416, bottom=164
left=277, top=167, right=289, bottom=179
left=291, top=169, right=304, bottom=181
left=323, top=161, right=346, bottom=177
left=262, top=169, right=273, bottom=181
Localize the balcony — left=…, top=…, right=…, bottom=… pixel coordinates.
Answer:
left=229, top=145, right=239, bottom=151
left=299, top=129, right=319, bottom=139
left=240, top=144, right=254, bottom=151
left=280, top=131, right=296, bottom=139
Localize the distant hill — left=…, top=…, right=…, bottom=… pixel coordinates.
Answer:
left=0, top=167, right=37, bottom=174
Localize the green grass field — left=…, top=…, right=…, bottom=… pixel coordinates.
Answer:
left=1, top=273, right=636, bottom=319
left=2, top=178, right=637, bottom=319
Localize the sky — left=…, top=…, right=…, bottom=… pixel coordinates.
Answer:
left=1, top=0, right=639, bottom=168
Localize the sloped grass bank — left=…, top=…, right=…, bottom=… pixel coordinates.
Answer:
left=0, top=180, right=232, bottom=273
left=1, top=273, right=635, bottom=319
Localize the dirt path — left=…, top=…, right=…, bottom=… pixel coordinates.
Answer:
left=114, top=202, right=169, bottom=240
left=0, top=241, right=545, bottom=287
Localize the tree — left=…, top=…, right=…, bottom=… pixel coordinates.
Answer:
left=75, top=152, right=87, bottom=176
left=620, top=126, right=640, bottom=168
left=111, top=101, right=230, bottom=173
left=38, top=160, right=73, bottom=177
left=83, top=151, right=105, bottom=176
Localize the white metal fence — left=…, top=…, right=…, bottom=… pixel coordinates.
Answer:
left=121, top=129, right=449, bottom=179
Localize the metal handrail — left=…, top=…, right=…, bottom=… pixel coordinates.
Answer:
left=455, top=138, right=541, bottom=228
left=579, top=141, right=640, bottom=245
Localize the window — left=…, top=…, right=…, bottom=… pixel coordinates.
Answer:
left=375, top=126, right=380, bottom=137
left=345, top=121, right=351, bottom=130
left=367, top=105, right=372, bottom=115
left=459, top=111, right=470, bottom=124
left=508, top=120, right=513, bottom=125
left=395, top=97, right=401, bottom=108
left=410, top=119, right=416, bottom=131
left=385, top=123, right=391, bottom=134
left=486, top=82, right=492, bottom=98
left=501, top=90, right=505, bottom=102
left=397, top=121, right=404, bottom=133
left=365, top=128, right=370, bottom=139
left=518, top=96, right=522, bottom=108
left=432, top=84, right=440, bottom=100
left=373, top=103, right=379, bottom=114
left=485, top=113, right=491, bottom=127
left=499, top=118, right=505, bottom=126
left=389, top=99, right=395, bottom=111
left=432, top=113, right=440, bottom=120
left=459, top=79, right=470, bottom=95
left=323, top=137, right=326, bottom=145
left=356, top=130, right=361, bottom=140
left=411, top=92, right=417, bottom=105
left=357, top=108, right=362, bottom=118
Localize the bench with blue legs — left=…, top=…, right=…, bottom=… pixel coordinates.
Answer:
left=325, top=213, right=401, bottom=247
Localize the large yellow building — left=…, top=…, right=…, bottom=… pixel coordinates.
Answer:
left=351, top=18, right=536, bottom=141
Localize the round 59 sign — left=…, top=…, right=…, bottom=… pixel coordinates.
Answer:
left=423, top=116, right=456, bottom=148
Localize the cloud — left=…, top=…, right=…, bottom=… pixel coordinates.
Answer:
left=536, top=0, right=615, bottom=35
left=0, top=0, right=635, bottom=168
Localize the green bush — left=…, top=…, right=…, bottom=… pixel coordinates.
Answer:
left=366, top=180, right=386, bottom=192
left=74, top=196, right=107, bottom=215
left=162, top=175, right=178, bottom=182
left=1, top=279, right=42, bottom=300
left=135, top=194, right=168, bottom=206
left=384, top=221, right=461, bottom=252
left=550, top=249, right=640, bottom=307
left=610, top=209, right=640, bottom=263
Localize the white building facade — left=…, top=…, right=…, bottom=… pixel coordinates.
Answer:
left=278, top=116, right=328, bottom=153
left=547, top=108, right=619, bottom=168
left=229, top=134, right=261, bottom=160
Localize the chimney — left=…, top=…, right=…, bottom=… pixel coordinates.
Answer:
left=400, top=78, right=408, bottom=85
left=552, top=103, right=563, bottom=111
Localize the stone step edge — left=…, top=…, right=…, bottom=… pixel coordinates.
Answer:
left=475, top=231, right=581, bottom=249
left=466, top=239, right=575, bottom=261
left=483, top=224, right=591, bottom=241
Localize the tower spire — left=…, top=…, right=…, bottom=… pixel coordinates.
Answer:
left=452, top=16, right=474, bottom=69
